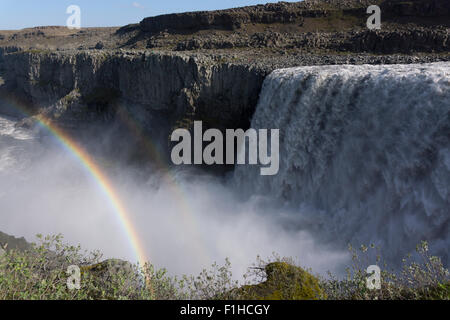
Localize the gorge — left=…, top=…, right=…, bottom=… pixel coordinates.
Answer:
left=0, top=0, right=449, bottom=277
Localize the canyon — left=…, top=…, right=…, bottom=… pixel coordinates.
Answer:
left=0, top=0, right=448, bottom=273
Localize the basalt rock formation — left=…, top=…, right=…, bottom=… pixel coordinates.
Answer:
left=0, top=50, right=266, bottom=132
left=0, top=231, right=31, bottom=252
left=235, top=262, right=325, bottom=300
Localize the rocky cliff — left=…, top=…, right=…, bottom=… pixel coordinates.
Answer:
left=0, top=50, right=266, bottom=132
left=0, top=231, right=30, bottom=252
left=1, top=49, right=448, bottom=134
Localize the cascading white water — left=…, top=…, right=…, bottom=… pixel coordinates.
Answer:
left=235, top=62, right=450, bottom=265
left=0, top=116, right=37, bottom=173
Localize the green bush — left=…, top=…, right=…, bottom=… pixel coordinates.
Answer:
left=0, top=235, right=448, bottom=300
left=322, top=241, right=450, bottom=300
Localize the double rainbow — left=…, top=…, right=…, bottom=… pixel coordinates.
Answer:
left=0, top=93, right=148, bottom=265
left=0, top=92, right=210, bottom=267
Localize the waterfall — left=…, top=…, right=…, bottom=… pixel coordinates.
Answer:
left=234, top=63, right=450, bottom=264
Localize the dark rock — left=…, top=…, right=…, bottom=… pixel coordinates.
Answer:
left=343, top=28, right=449, bottom=53
left=139, top=2, right=324, bottom=33
left=381, top=0, right=450, bottom=17
left=0, top=231, right=31, bottom=252
left=235, top=262, right=325, bottom=300
left=95, top=41, right=104, bottom=49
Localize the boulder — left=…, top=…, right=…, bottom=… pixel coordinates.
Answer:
left=95, top=41, right=104, bottom=50
left=382, top=0, right=450, bottom=17
left=0, top=231, right=31, bottom=252
left=236, top=262, right=325, bottom=300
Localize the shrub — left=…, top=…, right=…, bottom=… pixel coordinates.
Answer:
left=321, top=241, right=450, bottom=300
left=0, top=235, right=448, bottom=300
left=0, top=234, right=102, bottom=300
left=0, top=234, right=236, bottom=300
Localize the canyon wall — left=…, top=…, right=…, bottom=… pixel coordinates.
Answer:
left=0, top=50, right=266, bottom=131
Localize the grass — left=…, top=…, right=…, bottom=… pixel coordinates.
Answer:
left=322, top=242, right=449, bottom=300
left=0, top=234, right=448, bottom=300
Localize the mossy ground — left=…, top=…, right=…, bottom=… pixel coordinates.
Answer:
left=237, top=262, right=325, bottom=300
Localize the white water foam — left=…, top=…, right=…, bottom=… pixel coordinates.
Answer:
left=234, top=62, right=450, bottom=265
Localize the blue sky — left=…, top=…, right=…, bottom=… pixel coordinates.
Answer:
left=0, top=0, right=300, bottom=30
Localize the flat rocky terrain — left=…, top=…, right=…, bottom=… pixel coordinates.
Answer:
left=0, top=0, right=449, bottom=61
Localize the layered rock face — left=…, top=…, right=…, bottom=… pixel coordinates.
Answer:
left=0, top=51, right=265, bottom=132
left=0, top=231, right=30, bottom=252
left=139, top=0, right=377, bottom=33
left=2, top=49, right=449, bottom=136
left=141, top=4, right=321, bottom=33
left=137, top=0, right=449, bottom=54
left=381, top=0, right=450, bottom=17
left=172, top=28, right=449, bottom=53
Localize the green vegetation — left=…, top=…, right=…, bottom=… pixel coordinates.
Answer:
left=322, top=242, right=449, bottom=300
left=0, top=235, right=448, bottom=300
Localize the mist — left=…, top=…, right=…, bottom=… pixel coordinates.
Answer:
left=0, top=114, right=349, bottom=279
